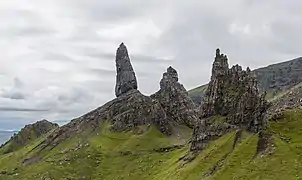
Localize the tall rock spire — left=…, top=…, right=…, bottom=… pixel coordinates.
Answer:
left=115, top=43, right=138, bottom=97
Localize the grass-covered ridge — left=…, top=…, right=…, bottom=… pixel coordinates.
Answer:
left=1, top=111, right=302, bottom=180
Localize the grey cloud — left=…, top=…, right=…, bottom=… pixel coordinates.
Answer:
left=83, top=50, right=172, bottom=62
left=0, top=9, right=56, bottom=38
left=2, top=92, right=25, bottom=100
left=1, top=78, right=27, bottom=100
left=0, top=107, right=49, bottom=112
left=0, top=0, right=301, bottom=129
left=65, top=1, right=163, bottom=23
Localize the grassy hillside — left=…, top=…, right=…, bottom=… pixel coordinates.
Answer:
left=1, top=110, right=302, bottom=180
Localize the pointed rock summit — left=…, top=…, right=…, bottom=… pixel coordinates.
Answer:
left=115, top=43, right=138, bottom=97
left=201, top=48, right=268, bottom=131
left=152, top=66, right=198, bottom=127
left=191, top=49, right=268, bottom=152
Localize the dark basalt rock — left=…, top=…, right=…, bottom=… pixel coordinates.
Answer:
left=151, top=66, right=198, bottom=127
left=34, top=44, right=199, bottom=154
left=201, top=49, right=268, bottom=131
left=36, top=44, right=174, bottom=150
left=190, top=117, right=237, bottom=152
left=115, top=43, right=138, bottom=97
left=191, top=49, right=268, bottom=152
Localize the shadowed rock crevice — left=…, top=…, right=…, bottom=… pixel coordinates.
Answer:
left=256, top=131, right=274, bottom=157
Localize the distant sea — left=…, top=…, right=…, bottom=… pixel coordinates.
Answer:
left=0, top=131, right=17, bottom=145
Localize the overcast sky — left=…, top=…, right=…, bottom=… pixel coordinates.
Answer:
left=0, top=0, right=301, bottom=130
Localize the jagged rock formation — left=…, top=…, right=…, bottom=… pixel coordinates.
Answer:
left=191, top=49, right=268, bottom=151
left=189, top=57, right=302, bottom=105
left=151, top=66, right=198, bottom=127
left=35, top=44, right=201, bottom=151
left=115, top=43, right=138, bottom=97
left=36, top=44, right=176, bottom=149
left=1, top=120, right=58, bottom=153
left=201, top=49, right=268, bottom=131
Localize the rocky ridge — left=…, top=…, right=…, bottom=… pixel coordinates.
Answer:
left=1, top=120, right=58, bottom=153
left=191, top=49, right=268, bottom=151
left=35, top=43, right=198, bottom=150
left=189, top=57, right=302, bottom=105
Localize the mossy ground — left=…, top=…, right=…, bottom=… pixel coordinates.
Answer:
left=1, top=111, right=302, bottom=180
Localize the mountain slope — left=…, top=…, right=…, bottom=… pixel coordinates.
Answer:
left=1, top=109, right=302, bottom=179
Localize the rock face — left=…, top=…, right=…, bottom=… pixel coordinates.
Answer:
left=190, top=117, right=236, bottom=152
left=42, top=89, right=172, bottom=149
left=37, top=44, right=176, bottom=149
left=151, top=66, right=198, bottom=127
left=1, top=120, right=59, bottom=153
left=115, top=43, right=138, bottom=97
left=191, top=49, right=268, bottom=152
left=201, top=49, right=268, bottom=131
left=35, top=44, right=200, bottom=152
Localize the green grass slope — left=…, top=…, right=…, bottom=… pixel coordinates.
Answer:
left=1, top=111, right=302, bottom=180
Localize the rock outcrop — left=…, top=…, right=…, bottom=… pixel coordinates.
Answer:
left=41, top=89, right=173, bottom=149
left=191, top=49, right=268, bottom=152
left=268, top=84, right=302, bottom=117
left=1, top=120, right=58, bottom=153
left=190, top=117, right=236, bottom=152
left=36, top=44, right=201, bottom=151
left=115, top=43, right=138, bottom=97
left=37, top=44, right=176, bottom=149
left=151, top=66, right=198, bottom=127
left=201, top=49, right=268, bottom=131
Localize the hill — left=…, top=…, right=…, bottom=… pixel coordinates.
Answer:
left=1, top=110, right=302, bottom=179
left=0, top=120, right=58, bottom=154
